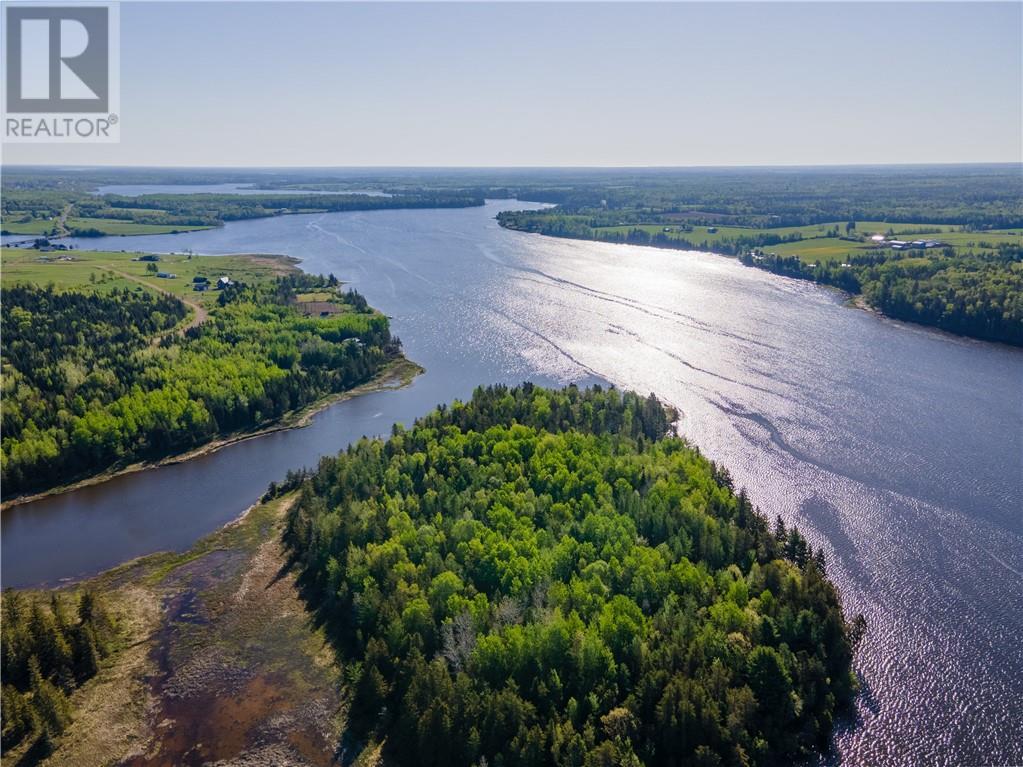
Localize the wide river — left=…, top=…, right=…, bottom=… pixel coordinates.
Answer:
left=3, top=200, right=1021, bottom=765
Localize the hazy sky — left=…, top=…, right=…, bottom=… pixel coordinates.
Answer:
left=4, top=1, right=1021, bottom=167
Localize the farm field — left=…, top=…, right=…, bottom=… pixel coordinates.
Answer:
left=592, top=221, right=1022, bottom=264
left=1, top=214, right=214, bottom=236
left=0, top=247, right=298, bottom=307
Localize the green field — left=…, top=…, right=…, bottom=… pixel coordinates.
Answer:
left=0, top=217, right=61, bottom=235
left=592, top=220, right=1022, bottom=264
left=0, top=247, right=297, bottom=307
left=64, top=217, right=214, bottom=235
left=1, top=215, right=214, bottom=236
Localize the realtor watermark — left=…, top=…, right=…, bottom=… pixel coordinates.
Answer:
left=3, top=1, right=120, bottom=142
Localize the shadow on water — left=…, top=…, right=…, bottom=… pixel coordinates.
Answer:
left=798, top=493, right=871, bottom=586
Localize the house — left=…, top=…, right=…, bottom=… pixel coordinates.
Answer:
left=706, top=227, right=718, bottom=234
left=216, top=276, right=233, bottom=289
left=138, top=254, right=161, bottom=262
left=193, top=282, right=209, bottom=291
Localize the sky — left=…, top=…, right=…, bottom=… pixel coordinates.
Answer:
left=3, top=1, right=1021, bottom=167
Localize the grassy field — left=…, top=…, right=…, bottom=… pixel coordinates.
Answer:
left=592, top=220, right=1022, bottom=264
left=64, top=217, right=214, bottom=235
left=1, top=215, right=214, bottom=236
left=294, top=291, right=335, bottom=302
left=0, top=247, right=299, bottom=307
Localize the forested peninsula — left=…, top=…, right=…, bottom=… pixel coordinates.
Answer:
left=285, top=383, right=861, bottom=767
left=0, top=252, right=414, bottom=501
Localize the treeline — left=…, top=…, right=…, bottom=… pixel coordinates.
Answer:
left=495, top=165, right=1023, bottom=228
left=1, top=188, right=485, bottom=233
left=7, top=165, right=1021, bottom=228
left=740, top=244, right=1023, bottom=345
left=285, top=383, right=859, bottom=767
left=1, top=590, right=115, bottom=757
left=1, top=275, right=400, bottom=498
left=500, top=210, right=1023, bottom=345
left=498, top=213, right=809, bottom=254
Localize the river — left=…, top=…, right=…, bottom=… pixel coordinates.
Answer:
left=2, top=200, right=1021, bottom=765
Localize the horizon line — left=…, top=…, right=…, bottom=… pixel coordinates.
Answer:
left=3, top=160, right=1021, bottom=171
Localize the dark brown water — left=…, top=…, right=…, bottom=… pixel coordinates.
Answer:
left=3, top=200, right=1021, bottom=765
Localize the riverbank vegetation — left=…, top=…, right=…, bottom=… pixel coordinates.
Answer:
left=285, top=383, right=860, bottom=766
left=0, top=181, right=483, bottom=238
left=0, top=492, right=345, bottom=766
left=0, top=255, right=405, bottom=500
left=495, top=166, right=1023, bottom=346
left=500, top=211, right=1023, bottom=345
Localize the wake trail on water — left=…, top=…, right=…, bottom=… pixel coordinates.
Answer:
left=487, top=305, right=603, bottom=380
left=480, top=245, right=782, bottom=353
left=308, top=219, right=440, bottom=288
left=603, top=323, right=799, bottom=404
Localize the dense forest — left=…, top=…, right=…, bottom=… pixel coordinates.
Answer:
left=489, top=165, right=1022, bottom=228
left=1, top=590, right=115, bottom=757
left=0, top=188, right=484, bottom=235
left=1, top=275, right=400, bottom=498
left=285, top=384, right=860, bottom=767
left=5, top=164, right=1019, bottom=228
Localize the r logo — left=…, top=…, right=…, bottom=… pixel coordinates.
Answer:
left=5, top=6, right=110, bottom=113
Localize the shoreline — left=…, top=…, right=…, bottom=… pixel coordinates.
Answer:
left=501, top=225, right=1021, bottom=348
left=1, top=356, right=424, bottom=513
left=5, top=491, right=342, bottom=766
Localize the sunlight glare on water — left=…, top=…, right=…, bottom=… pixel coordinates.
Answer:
left=4, top=200, right=1021, bottom=765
